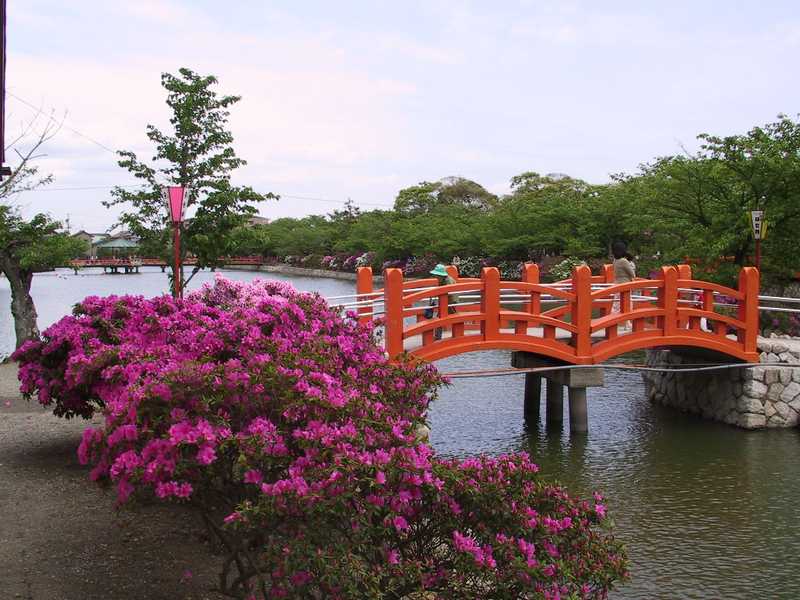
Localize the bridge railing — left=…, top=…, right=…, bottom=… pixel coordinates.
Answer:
left=357, top=262, right=760, bottom=363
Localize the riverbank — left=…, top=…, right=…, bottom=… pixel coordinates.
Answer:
left=225, top=263, right=382, bottom=282
left=0, top=363, right=223, bottom=599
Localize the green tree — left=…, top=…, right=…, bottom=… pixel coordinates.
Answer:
left=485, top=172, right=595, bottom=259
left=0, top=114, right=87, bottom=348
left=105, top=68, right=274, bottom=293
left=394, top=177, right=497, bottom=215
left=615, top=115, right=800, bottom=284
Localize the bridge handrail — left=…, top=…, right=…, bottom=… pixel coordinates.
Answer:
left=402, top=281, right=487, bottom=306
left=590, top=308, right=666, bottom=333
left=358, top=263, right=760, bottom=363
left=589, top=279, right=663, bottom=299
left=676, top=279, right=744, bottom=301
left=498, top=281, right=576, bottom=302
left=499, top=310, right=579, bottom=333
left=677, top=308, right=746, bottom=330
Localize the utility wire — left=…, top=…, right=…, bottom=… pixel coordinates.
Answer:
left=29, top=183, right=394, bottom=208
left=6, top=93, right=394, bottom=208
left=7, top=91, right=119, bottom=155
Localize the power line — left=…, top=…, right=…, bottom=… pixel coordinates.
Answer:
left=7, top=92, right=394, bottom=209
left=27, top=183, right=394, bottom=208
left=7, top=91, right=119, bottom=155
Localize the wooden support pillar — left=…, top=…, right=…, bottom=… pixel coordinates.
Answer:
left=546, top=379, right=564, bottom=425
left=568, top=386, right=588, bottom=433
left=512, top=352, right=604, bottom=435
left=523, top=373, right=541, bottom=422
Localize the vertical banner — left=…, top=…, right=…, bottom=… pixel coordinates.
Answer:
left=750, top=210, right=764, bottom=240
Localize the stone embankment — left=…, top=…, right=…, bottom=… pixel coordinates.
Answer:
left=644, top=337, right=800, bottom=429
left=226, top=263, right=382, bottom=282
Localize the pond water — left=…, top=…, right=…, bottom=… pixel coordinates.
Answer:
left=2, top=267, right=798, bottom=599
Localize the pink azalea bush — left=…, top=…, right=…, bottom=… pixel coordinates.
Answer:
left=14, top=276, right=627, bottom=599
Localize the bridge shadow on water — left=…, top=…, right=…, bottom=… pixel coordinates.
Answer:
left=427, top=349, right=800, bottom=600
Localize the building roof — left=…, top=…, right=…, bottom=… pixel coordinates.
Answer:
left=95, top=237, right=140, bottom=249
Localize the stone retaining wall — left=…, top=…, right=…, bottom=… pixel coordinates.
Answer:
left=643, top=339, right=800, bottom=429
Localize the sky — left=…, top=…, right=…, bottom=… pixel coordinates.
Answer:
left=5, top=0, right=800, bottom=232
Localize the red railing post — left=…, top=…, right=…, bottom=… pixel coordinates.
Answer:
left=481, top=267, right=500, bottom=341
left=356, top=267, right=373, bottom=326
left=384, top=268, right=405, bottom=359
left=658, top=266, right=678, bottom=336
left=601, top=263, right=615, bottom=316
left=572, top=265, right=592, bottom=361
left=676, top=264, right=692, bottom=329
left=738, top=267, right=760, bottom=356
left=445, top=264, right=464, bottom=339
left=516, top=263, right=539, bottom=334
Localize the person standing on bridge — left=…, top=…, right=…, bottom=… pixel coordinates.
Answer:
left=428, top=264, right=458, bottom=340
left=612, top=241, right=636, bottom=332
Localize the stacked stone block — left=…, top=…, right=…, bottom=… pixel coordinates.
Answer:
left=643, top=339, right=800, bottom=429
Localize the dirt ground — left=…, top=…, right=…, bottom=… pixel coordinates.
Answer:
left=0, top=363, right=225, bottom=600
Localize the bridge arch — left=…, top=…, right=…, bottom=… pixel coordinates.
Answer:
left=356, top=262, right=760, bottom=365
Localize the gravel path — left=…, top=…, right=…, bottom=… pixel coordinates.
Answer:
left=0, top=363, right=225, bottom=600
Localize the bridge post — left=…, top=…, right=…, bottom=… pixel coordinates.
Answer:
left=676, top=264, right=692, bottom=329
left=516, top=263, right=540, bottom=335
left=658, top=266, right=678, bottom=336
left=356, top=267, right=373, bottom=326
left=446, top=265, right=465, bottom=339
left=523, top=373, right=541, bottom=422
left=571, top=265, right=592, bottom=362
left=602, top=264, right=614, bottom=316
left=384, top=268, right=405, bottom=359
left=737, top=267, right=760, bottom=357
left=546, top=380, right=564, bottom=425
left=568, top=387, right=588, bottom=433
left=512, top=352, right=604, bottom=433
left=480, top=267, right=500, bottom=341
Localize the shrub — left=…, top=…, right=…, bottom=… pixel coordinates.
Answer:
left=549, top=257, right=587, bottom=282
left=14, top=277, right=628, bottom=599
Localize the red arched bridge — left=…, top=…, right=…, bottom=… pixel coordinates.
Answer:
left=355, top=263, right=760, bottom=364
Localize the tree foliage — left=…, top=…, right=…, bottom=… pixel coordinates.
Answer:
left=227, top=114, right=800, bottom=288
left=0, top=111, right=88, bottom=349
left=106, top=68, right=274, bottom=290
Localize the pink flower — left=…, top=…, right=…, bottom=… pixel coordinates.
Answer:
left=392, top=516, right=409, bottom=532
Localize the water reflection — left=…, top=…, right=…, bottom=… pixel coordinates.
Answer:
left=4, top=270, right=799, bottom=597
left=431, top=350, right=800, bottom=599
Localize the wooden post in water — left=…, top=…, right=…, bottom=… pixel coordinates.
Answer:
left=568, top=387, right=588, bottom=433
left=546, top=380, right=564, bottom=426
left=524, top=373, right=541, bottom=423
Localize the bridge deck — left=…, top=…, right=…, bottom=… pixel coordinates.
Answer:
left=358, top=262, right=760, bottom=364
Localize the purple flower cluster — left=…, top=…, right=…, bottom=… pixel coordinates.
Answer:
left=14, top=276, right=627, bottom=598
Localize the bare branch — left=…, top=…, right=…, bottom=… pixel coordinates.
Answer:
left=0, top=108, right=64, bottom=203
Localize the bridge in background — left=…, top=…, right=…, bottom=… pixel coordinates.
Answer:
left=69, top=256, right=265, bottom=274
left=356, top=263, right=760, bottom=433
left=356, top=263, right=760, bottom=365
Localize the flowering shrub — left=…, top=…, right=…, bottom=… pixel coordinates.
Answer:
left=760, top=310, right=800, bottom=337
left=403, top=255, right=440, bottom=277
left=452, top=255, right=482, bottom=278
left=549, top=257, right=588, bottom=282
left=14, top=277, right=627, bottom=598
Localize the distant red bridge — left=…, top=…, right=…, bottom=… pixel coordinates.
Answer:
left=68, top=256, right=265, bottom=274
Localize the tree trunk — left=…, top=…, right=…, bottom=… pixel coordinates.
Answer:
left=2, top=262, right=39, bottom=349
